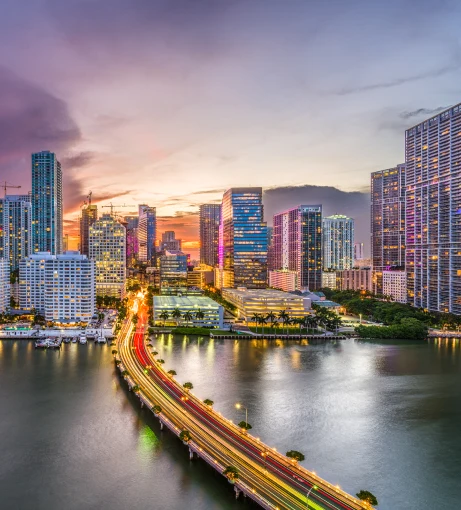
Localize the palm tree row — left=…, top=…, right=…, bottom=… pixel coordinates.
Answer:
left=250, top=309, right=341, bottom=335
left=158, top=308, right=206, bottom=327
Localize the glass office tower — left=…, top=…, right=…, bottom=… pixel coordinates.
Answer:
left=199, top=204, right=221, bottom=267
left=218, top=188, right=267, bottom=289
left=138, top=205, right=156, bottom=264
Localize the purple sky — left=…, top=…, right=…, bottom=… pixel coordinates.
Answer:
left=1, top=0, right=460, bottom=255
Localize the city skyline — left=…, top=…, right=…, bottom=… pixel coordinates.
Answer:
left=1, top=1, right=461, bottom=255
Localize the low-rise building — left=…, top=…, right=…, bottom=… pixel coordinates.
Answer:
left=268, top=269, right=298, bottom=292
left=321, top=271, right=337, bottom=290
left=383, top=271, right=407, bottom=303
left=0, top=258, right=10, bottom=313
left=153, top=295, right=224, bottom=328
left=222, top=287, right=311, bottom=320
left=336, top=268, right=373, bottom=292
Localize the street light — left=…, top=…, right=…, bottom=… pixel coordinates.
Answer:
left=235, top=402, right=248, bottom=427
left=306, top=485, right=319, bottom=509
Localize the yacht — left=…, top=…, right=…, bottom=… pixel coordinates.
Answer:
left=79, top=336, right=87, bottom=344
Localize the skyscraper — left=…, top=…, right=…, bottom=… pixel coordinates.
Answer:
left=406, top=103, right=461, bottom=314
left=199, top=204, right=221, bottom=267
left=371, top=164, right=406, bottom=294
left=137, top=204, right=156, bottom=263
left=323, top=215, right=354, bottom=270
left=159, top=250, right=188, bottom=294
left=218, top=188, right=267, bottom=289
left=124, top=215, right=139, bottom=267
left=160, top=231, right=182, bottom=252
left=79, top=204, right=98, bottom=256
left=0, top=258, right=10, bottom=313
left=273, top=205, right=322, bottom=291
left=354, top=242, right=364, bottom=261
left=0, top=195, right=32, bottom=270
left=31, top=151, right=63, bottom=254
left=89, top=214, right=126, bottom=298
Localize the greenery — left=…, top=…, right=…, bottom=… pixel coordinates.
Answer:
left=132, top=314, right=139, bottom=326
left=111, top=349, right=118, bottom=356
left=286, top=450, right=305, bottom=462
left=183, top=382, right=193, bottom=391
left=355, top=318, right=428, bottom=340
left=115, top=359, right=121, bottom=366
left=223, top=465, right=239, bottom=481
left=157, top=359, right=165, bottom=364
left=152, top=405, right=162, bottom=414
left=202, top=286, right=237, bottom=313
left=126, top=282, right=141, bottom=293
left=203, top=399, right=214, bottom=407
left=170, top=326, right=227, bottom=336
left=238, top=421, right=252, bottom=431
left=179, top=430, right=191, bottom=443
left=356, top=490, right=378, bottom=506
left=121, top=370, right=129, bottom=377
left=159, top=311, right=169, bottom=326
left=96, top=295, right=122, bottom=309
left=167, top=369, right=177, bottom=377
left=151, top=350, right=158, bottom=356
left=132, top=384, right=140, bottom=393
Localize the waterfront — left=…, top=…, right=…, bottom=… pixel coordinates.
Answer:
left=0, top=338, right=460, bottom=509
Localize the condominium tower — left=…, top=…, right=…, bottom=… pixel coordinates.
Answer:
left=89, top=214, right=126, bottom=298
left=406, top=103, right=461, bottom=314
left=272, top=205, right=322, bottom=291
left=371, top=164, right=406, bottom=294
left=32, top=151, right=63, bottom=254
left=0, top=195, right=32, bottom=270
left=138, top=205, right=156, bottom=263
left=160, top=231, right=182, bottom=252
left=218, top=188, right=267, bottom=289
left=79, top=204, right=98, bottom=256
left=199, top=204, right=221, bottom=267
left=0, top=258, right=10, bottom=313
left=323, top=214, right=354, bottom=270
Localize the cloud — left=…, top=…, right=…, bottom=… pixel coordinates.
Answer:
left=399, top=106, right=450, bottom=119
left=263, top=185, right=370, bottom=256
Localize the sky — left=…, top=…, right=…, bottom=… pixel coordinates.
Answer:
left=1, top=0, right=461, bottom=258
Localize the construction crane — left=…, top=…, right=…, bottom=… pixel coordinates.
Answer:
left=1, top=181, right=21, bottom=197
left=101, top=203, right=131, bottom=217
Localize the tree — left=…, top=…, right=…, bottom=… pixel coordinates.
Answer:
left=157, top=359, right=165, bottom=364
left=132, top=385, right=140, bottom=393
left=286, top=450, right=305, bottom=462
left=238, top=421, right=252, bottom=431
left=278, top=310, right=289, bottom=334
left=179, top=430, right=191, bottom=443
left=223, top=466, right=239, bottom=482
left=266, top=311, right=277, bottom=327
left=152, top=405, right=162, bottom=414
left=259, top=314, right=267, bottom=335
left=121, top=370, right=129, bottom=377
left=195, top=309, right=205, bottom=322
left=151, top=350, right=158, bottom=356
left=111, top=349, right=118, bottom=357
left=203, top=399, right=214, bottom=407
left=132, top=314, right=139, bottom=326
left=159, top=310, right=169, bottom=326
left=251, top=313, right=261, bottom=333
left=183, top=311, right=194, bottom=325
left=183, top=382, right=193, bottom=391
left=115, top=359, right=121, bottom=366
left=171, top=308, right=182, bottom=325
left=356, top=490, right=378, bottom=506
left=167, top=369, right=177, bottom=377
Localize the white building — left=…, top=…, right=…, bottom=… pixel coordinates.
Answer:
left=89, top=214, right=126, bottom=298
left=0, top=258, right=10, bottom=313
left=19, top=251, right=95, bottom=323
left=383, top=271, right=407, bottom=303
left=269, top=269, right=298, bottom=292
left=321, top=271, right=337, bottom=290
left=153, top=295, right=224, bottom=328
left=323, top=215, right=354, bottom=270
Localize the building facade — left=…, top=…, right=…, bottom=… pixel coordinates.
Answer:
left=354, top=242, right=364, bottom=261
left=406, top=104, right=461, bottom=314
left=89, top=214, right=126, bottom=298
left=19, top=251, right=95, bottom=322
left=199, top=204, right=221, bottom=267
left=383, top=271, right=407, bottom=304
left=138, top=205, right=156, bottom=264
left=0, top=258, right=10, bottom=313
left=218, top=188, right=267, bottom=289
left=80, top=204, right=98, bottom=256
left=268, top=269, right=298, bottom=292
left=272, top=205, right=322, bottom=291
left=323, top=215, right=354, bottom=270
left=321, top=271, right=337, bottom=290
left=124, top=215, right=139, bottom=267
left=153, top=295, right=224, bottom=328
left=32, top=151, right=63, bottom=254
left=0, top=195, right=32, bottom=271
left=159, top=250, right=188, bottom=294
left=336, top=268, right=373, bottom=293
left=371, top=164, right=406, bottom=294
left=160, top=231, right=182, bottom=252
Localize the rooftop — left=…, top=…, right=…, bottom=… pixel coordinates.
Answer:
left=153, top=295, right=221, bottom=308
left=223, top=288, right=305, bottom=300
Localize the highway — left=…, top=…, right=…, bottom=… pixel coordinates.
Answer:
left=117, top=297, right=373, bottom=510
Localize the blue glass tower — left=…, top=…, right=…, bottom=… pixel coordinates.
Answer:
left=138, top=205, right=156, bottom=264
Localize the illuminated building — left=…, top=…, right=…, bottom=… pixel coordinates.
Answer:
left=63, top=234, right=69, bottom=253
left=138, top=204, right=156, bottom=263
left=89, top=214, right=126, bottom=298
left=268, top=269, right=298, bottom=292
left=159, top=250, right=187, bottom=294
left=19, top=251, right=95, bottom=322
left=272, top=205, right=322, bottom=291
left=124, top=215, right=139, bottom=267
left=32, top=151, right=63, bottom=254
left=0, top=195, right=32, bottom=270
left=160, top=231, right=182, bottom=252
left=153, top=295, right=224, bottom=328
left=0, top=258, right=10, bottom=313
left=79, top=204, right=98, bottom=256
left=199, top=204, right=221, bottom=267
left=321, top=271, right=337, bottom=290
left=323, top=215, right=354, bottom=270
left=222, top=287, right=311, bottom=320
left=336, top=268, right=372, bottom=292
left=371, top=164, right=406, bottom=294
left=383, top=270, right=407, bottom=303
left=218, top=187, right=267, bottom=289
left=406, top=103, right=461, bottom=314
left=354, top=242, right=364, bottom=261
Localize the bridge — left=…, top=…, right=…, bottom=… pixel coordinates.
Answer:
left=116, top=297, right=374, bottom=510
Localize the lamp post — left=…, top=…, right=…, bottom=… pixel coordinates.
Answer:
left=235, top=402, right=248, bottom=427
left=306, top=485, right=319, bottom=509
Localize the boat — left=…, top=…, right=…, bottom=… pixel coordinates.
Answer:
left=34, top=339, right=48, bottom=349
left=79, top=336, right=87, bottom=344
left=72, top=337, right=78, bottom=343
left=63, top=337, right=71, bottom=344
left=95, top=335, right=106, bottom=344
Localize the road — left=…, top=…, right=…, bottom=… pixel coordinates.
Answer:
left=117, top=298, right=373, bottom=510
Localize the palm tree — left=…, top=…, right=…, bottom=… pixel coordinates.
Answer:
left=171, top=308, right=182, bottom=326
left=203, top=399, right=214, bottom=408
left=183, top=311, right=194, bottom=325
left=183, top=382, right=193, bottom=392
left=152, top=405, right=161, bottom=414
left=278, top=310, right=289, bottom=334
left=159, top=310, right=169, bottom=326
left=223, top=465, right=239, bottom=483
left=282, top=315, right=292, bottom=335
left=251, top=313, right=261, bottom=333
left=259, top=314, right=267, bottom=335
left=195, top=309, right=205, bottom=324
left=266, top=311, right=277, bottom=328
left=179, top=430, right=191, bottom=443
left=167, top=369, right=177, bottom=377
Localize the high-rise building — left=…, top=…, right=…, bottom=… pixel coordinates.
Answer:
left=19, top=251, right=95, bottom=322
left=371, top=164, right=406, bottom=294
left=383, top=270, right=407, bottom=304
left=336, top=268, right=373, bottom=293
left=159, top=250, right=188, bottom=294
left=0, top=195, right=32, bottom=271
left=199, top=204, right=221, bottom=267
left=268, top=269, right=298, bottom=292
left=272, top=205, right=322, bottom=291
left=138, top=205, right=156, bottom=263
left=323, top=215, right=354, bottom=270
left=124, top=215, right=139, bottom=267
left=406, top=104, right=461, bottom=314
left=354, top=242, right=364, bottom=261
left=160, top=231, right=182, bottom=252
left=89, top=214, right=126, bottom=298
left=63, top=234, right=69, bottom=253
left=0, top=258, right=10, bottom=312
left=31, top=151, right=63, bottom=254
left=80, top=204, right=98, bottom=256
left=218, top=188, right=267, bottom=289
left=321, top=271, right=337, bottom=289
